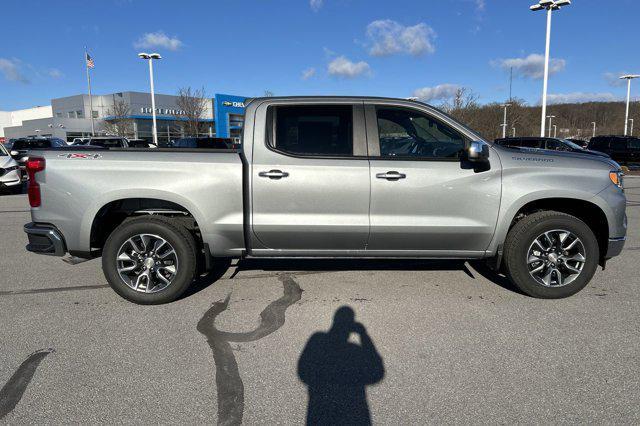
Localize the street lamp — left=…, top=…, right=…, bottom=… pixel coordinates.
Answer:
left=546, top=115, right=556, bottom=137
left=553, top=124, right=557, bottom=138
left=591, top=121, right=596, bottom=137
left=620, top=75, right=639, bottom=136
left=530, top=0, right=571, bottom=137
left=500, top=103, right=511, bottom=138
left=138, top=52, right=162, bottom=146
left=512, top=127, right=516, bottom=137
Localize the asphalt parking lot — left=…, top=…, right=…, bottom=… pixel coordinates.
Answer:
left=1, top=181, right=639, bottom=424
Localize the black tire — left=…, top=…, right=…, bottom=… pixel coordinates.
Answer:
left=503, top=211, right=599, bottom=299
left=102, top=216, right=197, bottom=304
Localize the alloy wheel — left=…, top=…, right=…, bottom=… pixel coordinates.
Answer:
left=527, top=229, right=586, bottom=288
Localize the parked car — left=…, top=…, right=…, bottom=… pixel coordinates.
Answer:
left=23, top=96, right=626, bottom=304
left=169, top=137, right=237, bottom=149
left=0, top=143, right=22, bottom=194
left=73, top=136, right=129, bottom=148
left=127, top=139, right=157, bottom=148
left=587, top=136, right=640, bottom=169
left=9, top=137, right=67, bottom=166
left=494, top=137, right=610, bottom=158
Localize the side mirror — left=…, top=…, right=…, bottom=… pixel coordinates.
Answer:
left=466, top=140, right=490, bottom=162
left=10, top=150, right=18, bottom=156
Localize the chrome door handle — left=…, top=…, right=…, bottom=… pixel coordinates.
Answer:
left=376, top=171, right=406, bottom=181
left=258, top=169, right=289, bottom=179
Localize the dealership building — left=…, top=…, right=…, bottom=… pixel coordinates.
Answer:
left=1, top=92, right=246, bottom=144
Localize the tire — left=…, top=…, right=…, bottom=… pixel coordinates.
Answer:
left=503, top=211, right=599, bottom=299
left=102, top=216, right=197, bottom=304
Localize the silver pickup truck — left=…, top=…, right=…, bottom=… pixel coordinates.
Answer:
left=23, top=97, right=627, bottom=304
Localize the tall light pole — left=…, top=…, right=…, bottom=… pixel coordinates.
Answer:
left=547, top=115, right=556, bottom=137
left=138, top=52, right=162, bottom=146
left=553, top=124, right=557, bottom=138
left=512, top=127, right=517, bottom=137
left=620, top=75, right=639, bottom=136
left=530, top=0, right=571, bottom=137
left=630, top=118, right=635, bottom=136
left=591, top=121, right=596, bottom=137
left=500, top=103, right=511, bottom=138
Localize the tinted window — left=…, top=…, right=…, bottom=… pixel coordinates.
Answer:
left=611, top=140, right=626, bottom=151
left=273, top=105, right=353, bottom=156
left=90, top=138, right=125, bottom=147
left=13, top=139, right=51, bottom=149
left=376, top=107, right=464, bottom=158
left=519, top=139, right=543, bottom=149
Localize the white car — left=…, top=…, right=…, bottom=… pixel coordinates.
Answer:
left=0, top=143, right=22, bottom=194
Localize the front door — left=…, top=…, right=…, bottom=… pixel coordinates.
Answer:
left=251, top=102, right=370, bottom=252
left=365, top=103, right=501, bottom=255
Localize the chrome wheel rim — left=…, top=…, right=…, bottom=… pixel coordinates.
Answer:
left=527, top=229, right=586, bottom=288
left=116, top=234, right=178, bottom=293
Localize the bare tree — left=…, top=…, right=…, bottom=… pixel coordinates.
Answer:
left=175, top=87, right=209, bottom=137
left=441, top=87, right=480, bottom=128
left=103, top=99, right=134, bottom=137
left=263, top=90, right=274, bottom=97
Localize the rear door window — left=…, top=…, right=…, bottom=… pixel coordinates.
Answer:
left=271, top=105, right=353, bottom=156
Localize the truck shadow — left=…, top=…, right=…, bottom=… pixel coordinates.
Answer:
left=231, top=258, right=522, bottom=295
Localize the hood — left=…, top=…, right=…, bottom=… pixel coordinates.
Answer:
left=0, top=156, right=18, bottom=169
left=493, top=145, right=621, bottom=170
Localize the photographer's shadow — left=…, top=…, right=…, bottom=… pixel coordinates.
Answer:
left=298, top=306, right=384, bottom=425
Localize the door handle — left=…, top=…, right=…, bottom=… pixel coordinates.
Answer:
left=258, top=169, right=289, bottom=179
left=376, top=171, right=406, bottom=181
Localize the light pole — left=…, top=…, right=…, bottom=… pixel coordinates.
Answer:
left=591, top=121, right=596, bottom=137
left=530, top=0, right=571, bottom=137
left=620, top=75, right=639, bottom=136
left=138, top=52, right=162, bottom=146
left=500, top=103, right=511, bottom=138
left=630, top=118, right=635, bottom=136
left=512, top=127, right=516, bottom=137
left=546, top=115, right=556, bottom=137
left=553, top=124, right=557, bottom=138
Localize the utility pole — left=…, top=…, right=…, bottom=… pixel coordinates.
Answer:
left=620, top=75, right=639, bottom=136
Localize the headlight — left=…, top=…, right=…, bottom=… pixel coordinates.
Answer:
left=609, top=170, right=624, bottom=190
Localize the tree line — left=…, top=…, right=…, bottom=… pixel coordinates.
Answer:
left=440, top=88, right=639, bottom=141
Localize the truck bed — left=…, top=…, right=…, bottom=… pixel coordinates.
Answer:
left=28, top=148, right=245, bottom=258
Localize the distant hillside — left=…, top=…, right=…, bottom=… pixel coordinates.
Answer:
left=441, top=95, right=638, bottom=141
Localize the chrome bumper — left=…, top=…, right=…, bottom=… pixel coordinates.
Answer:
left=24, top=222, right=66, bottom=256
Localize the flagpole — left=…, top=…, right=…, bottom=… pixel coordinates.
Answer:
left=85, top=47, right=95, bottom=136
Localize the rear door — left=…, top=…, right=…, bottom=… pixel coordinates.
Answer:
left=365, top=102, right=501, bottom=255
left=250, top=102, right=370, bottom=252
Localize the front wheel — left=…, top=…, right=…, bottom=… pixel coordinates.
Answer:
left=503, top=211, right=599, bottom=299
left=102, top=216, right=197, bottom=304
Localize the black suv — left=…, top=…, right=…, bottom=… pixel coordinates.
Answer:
left=9, top=137, right=67, bottom=165
left=587, top=136, right=640, bottom=169
left=494, top=137, right=609, bottom=158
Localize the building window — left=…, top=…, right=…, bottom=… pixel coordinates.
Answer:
left=76, top=110, right=84, bottom=118
left=56, top=112, right=63, bottom=117
left=68, top=111, right=75, bottom=118
left=92, top=110, right=98, bottom=118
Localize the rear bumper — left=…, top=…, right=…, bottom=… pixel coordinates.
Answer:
left=24, top=222, right=67, bottom=256
left=606, top=237, right=626, bottom=259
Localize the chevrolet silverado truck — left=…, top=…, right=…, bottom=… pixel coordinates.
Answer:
left=23, top=97, right=627, bottom=304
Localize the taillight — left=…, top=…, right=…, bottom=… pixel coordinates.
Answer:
left=26, top=157, right=45, bottom=207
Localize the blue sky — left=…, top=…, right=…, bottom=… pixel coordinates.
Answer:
left=1, top=0, right=639, bottom=110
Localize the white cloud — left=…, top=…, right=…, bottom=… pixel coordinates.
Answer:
left=366, top=20, right=436, bottom=57
left=301, top=67, right=316, bottom=80
left=492, top=53, right=566, bottom=80
left=546, top=92, right=619, bottom=105
left=604, top=72, right=630, bottom=87
left=134, top=31, right=183, bottom=51
left=327, top=56, right=370, bottom=78
left=475, top=0, right=486, bottom=12
left=48, top=68, right=63, bottom=79
left=412, top=84, right=461, bottom=102
left=0, top=58, right=29, bottom=83
left=310, top=0, right=323, bottom=12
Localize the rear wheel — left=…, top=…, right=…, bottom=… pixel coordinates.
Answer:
left=503, top=211, right=599, bottom=299
left=102, top=216, right=197, bottom=304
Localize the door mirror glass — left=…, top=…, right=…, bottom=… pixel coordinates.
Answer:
left=466, top=141, right=489, bottom=162
left=10, top=150, right=18, bottom=156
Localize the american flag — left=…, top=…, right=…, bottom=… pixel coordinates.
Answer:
left=86, top=53, right=95, bottom=69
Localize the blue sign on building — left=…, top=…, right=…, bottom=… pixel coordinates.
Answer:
left=214, top=93, right=247, bottom=139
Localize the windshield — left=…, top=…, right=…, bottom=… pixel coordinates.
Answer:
left=562, top=139, right=584, bottom=150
